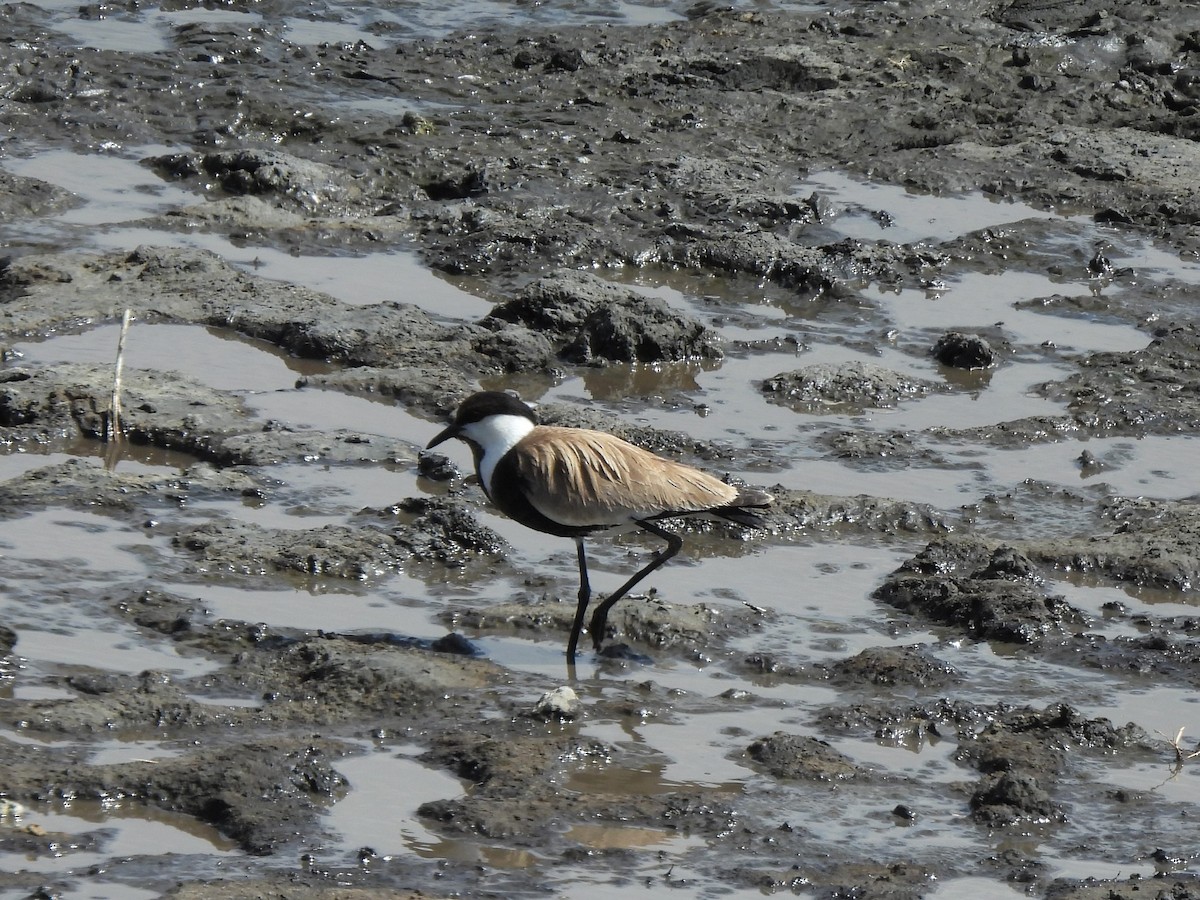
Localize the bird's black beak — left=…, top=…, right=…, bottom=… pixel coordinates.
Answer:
left=426, top=423, right=461, bottom=449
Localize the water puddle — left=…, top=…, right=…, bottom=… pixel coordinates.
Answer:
left=871, top=272, right=1147, bottom=350
left=184, top=465, right=426, bottom=534
left=8, top=322, right=331, bottom=392
left=10, top=626, right=213, bottom=677
left=327, top=0, right=687, bottom=41
left=0, top=509, right=155, bottom=579
left=976, top=436, right=1200, bottom=499
left=87, top=739, right=185, bottom=766
left=927, top=878, right=1030, bottom=898
left=830, top=728, right=963, bottom=783
left=0, top=884, right=161, bottom=900
left=269, top=463, right=426, bottom=516
left=8, top=684, right=76, bottom=702
left=0, top=802, right=237, bottom=873
left=194, top=578, right=452, bottom=641
left=1058, top=574, right=1200, bottom=619
left=280, top=17, right=383, bottom=48
left=1, top=148, right=491, bottom=319
left=26, top=2, right=261, bottom=54
left=595, top=710, right=773, bottom=787
left=1084, top=686, right=1200, bottom=743
left=4, top=146, right=201, bottom=225
left=565, top=821, right=698, bottom=850
left=799, top=170, right=1074, bottom=244
left=1099, top=757, right=1200, bottom=808
left=29, top=0, right=694, bottom=55
left=0, top=445, right=199, bottom=477
left=0, top=727, right=74, bottom=750
left=539, top=341, right=1068, bottom=452
left=772, top=431, right=1200, bottom=509
left=0, top=451, right=84, bottom=483
left=87, top=228, right=493, bottom=318
left=0, top=509, right=217, bottom=677
left=243, top=387, right=438, bottom=444
left=322, top=745, right=465, bottom=857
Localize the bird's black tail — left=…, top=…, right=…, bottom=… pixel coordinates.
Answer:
left=713, top=488, right=773, bottom=528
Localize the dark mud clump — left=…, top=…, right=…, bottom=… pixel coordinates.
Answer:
left=971, top=771, right=1064, bottom=827
left=830, top=646, right=960, bottom=689
left=486, top=270, right=723, bottom=365
left=745, top=732, right=865, bottom=781
left=762, top=361, right=943, bottom=411
left=874, top=539, right=1087, bottom=644
left=932, top=331, right=996, bottom=369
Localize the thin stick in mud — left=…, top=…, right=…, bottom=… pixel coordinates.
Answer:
left=106, top=308, right=132, bottom=446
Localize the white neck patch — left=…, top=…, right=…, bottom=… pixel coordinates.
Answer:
left=461, top=414, right=535, bottom=494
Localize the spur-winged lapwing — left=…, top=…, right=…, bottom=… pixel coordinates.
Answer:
left=426, top=391, right=773, bottom=663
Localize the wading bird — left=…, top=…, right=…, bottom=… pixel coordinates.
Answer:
left=426, top=391, right=772, bottom=664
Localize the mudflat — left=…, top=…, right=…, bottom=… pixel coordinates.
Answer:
left=2, top=1, right=1200, bottom=897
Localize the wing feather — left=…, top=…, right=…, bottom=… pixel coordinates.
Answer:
left=513, top=427, right=740, bottom=527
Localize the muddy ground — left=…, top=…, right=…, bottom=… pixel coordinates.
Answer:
left=2, top=0, right=1200, bottom=897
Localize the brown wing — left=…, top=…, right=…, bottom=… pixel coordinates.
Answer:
left=513, top=427, right=740, bottom=527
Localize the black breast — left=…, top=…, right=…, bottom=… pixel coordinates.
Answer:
left=488, top=446, right=598, bottom=539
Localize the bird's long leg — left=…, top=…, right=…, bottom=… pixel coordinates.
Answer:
left=566, top=538, right=591, bottom=665
left=588, top=519, right=682, bottom=652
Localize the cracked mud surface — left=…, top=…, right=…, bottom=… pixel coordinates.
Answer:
left=3, top=0, right=1200, bottom=897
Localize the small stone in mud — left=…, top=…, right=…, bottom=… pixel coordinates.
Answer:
left=430, top=633, right=478, bottom=656
left=1087, top=247, right=1114, bottom=277
left=417, top=450, right=460, bottom=481
left=532, top=686, right=582, bottom=721
left=1149, top=847, right=1188, bottom=867
left=1077, top=449, right=1107, bottom=474
left=931, top=331, right=995, bottom=369
left=892, top=804, right=917, bottom=822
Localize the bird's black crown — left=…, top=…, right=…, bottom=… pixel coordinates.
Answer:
left=453, top=391, right=538, bottom=426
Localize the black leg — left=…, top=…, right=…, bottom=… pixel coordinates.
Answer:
left=566, top=538, right=591, bottom=665
left=588, top=520, right=682, bottom=651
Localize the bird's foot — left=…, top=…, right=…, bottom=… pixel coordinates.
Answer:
left=588, top=614, right=609, bottom=651
left=595, top=642, right=650, bottom=663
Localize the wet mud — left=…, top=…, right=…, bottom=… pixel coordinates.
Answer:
left=3, top=0, right=1200, bottom=897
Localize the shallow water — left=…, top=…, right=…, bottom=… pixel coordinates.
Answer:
left=3, top=2, right=1200, bottom=896
left=0, top=802, right=237, bottom=873
left=26, top=0, right=695, bottom=54
left=10, top=322, right=331, bottom=392
left=324, top=745, right=467, bottom=856
left=5, top=148, right=491, bottom=319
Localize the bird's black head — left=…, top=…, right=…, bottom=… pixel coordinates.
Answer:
left=426, top=391, right=538, bottom=449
